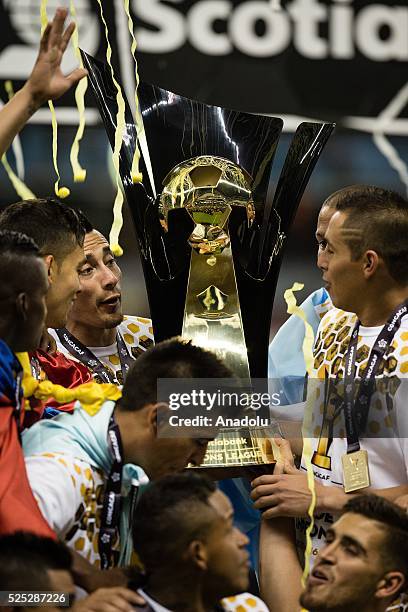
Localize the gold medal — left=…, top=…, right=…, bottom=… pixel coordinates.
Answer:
left=342, top=449, right=370, bottom=493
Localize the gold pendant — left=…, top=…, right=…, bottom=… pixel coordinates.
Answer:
left=342, top=449, right=370, bottom=493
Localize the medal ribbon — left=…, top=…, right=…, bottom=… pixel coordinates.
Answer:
left=98, top=415, right=123, bottom=569
left=13, top=366, right=23, bottom=435
left=343, top=300, right=408, bottom=454
left=55, top=328, right=134, bottom=384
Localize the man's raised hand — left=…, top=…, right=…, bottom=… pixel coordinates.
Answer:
left=24, top=6, right=87, bottom=108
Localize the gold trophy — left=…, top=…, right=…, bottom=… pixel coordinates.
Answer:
left=159, top=156, right=278, bottom=474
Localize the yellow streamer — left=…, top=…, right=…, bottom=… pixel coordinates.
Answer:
left=1, top=155, right=36, bottom=200
left=97, top=0, right=127, bottom=257
left=40, top=0, right=47, bottom=31
left=283, top=282, right=317, bottom=594
left=49, top=101, right=70, bottom=198
left=16, top=352, right=121, bottom=417
left=4, top=80, right=14, bottom=98
left=69, top=0, right=87, bottom=183
left=123, top=0, right=143, bottom=184
left=40, top=0, right=70, bottom=199
left=1, top=81, right=36, bottom=199
left=283, top=283, right=314, bottom=377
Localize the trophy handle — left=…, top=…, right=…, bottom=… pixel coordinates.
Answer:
left=235, top=121, right=335, bottom=377
left=241, top=122, right=335, bottom=281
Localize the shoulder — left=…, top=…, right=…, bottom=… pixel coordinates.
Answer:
left=392, top=313, right=408, bottom=349
left=25, top=453, right=103, bottom=507
left=221, top=593, right=269, bottom=611
left=400, top=313, right=408, bottom=331
left=389, top=314, right=408, bottom=377
left=270, top=289, right=328, bottom=349
left=25, top=452, right=98, bottom=481
left=312, top=287, right=333, bottom=319
left=24, top=453, right=101, bottom=535
left=317, top=308, right=356, bottom=338
left=120, top=316, right=154, bottom=353
left=122, top=315, right=152, bottom=330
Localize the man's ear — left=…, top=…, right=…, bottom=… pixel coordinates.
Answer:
left=43, top=254, right=55, bottom=282
left=363, top=250, right=379, bottom=279
left=186, top=540, right=208, bottom=571
left=146, top=402, right=170, bottom=436
left=375, top=571, right=405, bottom=600
left=146, top=403, right=158, bottom=435
left=15, top=292, right=28, bottom=321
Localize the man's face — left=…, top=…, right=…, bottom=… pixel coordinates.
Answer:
left=300, top=513, right=389, bottom=612
left=67, top=231, right=123, bottom=331
left=319, top=211, right=364, bottom=312
left=202, top=490, right=250, bottom=598
left=146, top=436, right=210, bottom=479
left=316, top=205, right=335, bottom=278
left=23, top=258, right=49, bottom=351
left=46, top=244, right=84, bottom=329
left=135, top=404, right=213, bottom=478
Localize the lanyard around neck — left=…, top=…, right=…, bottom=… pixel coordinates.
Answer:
left=343, top=300, right=408, bottom=453
left=98, top=414, right=124, bottom=569
left=55, top=328, right=134, bottom=384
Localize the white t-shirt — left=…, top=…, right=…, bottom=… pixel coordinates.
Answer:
left=297, top=307, right=408, bottom=610
left=25, top=452, right=116, bottom=567
left=49, top=316, right=154, bottom=384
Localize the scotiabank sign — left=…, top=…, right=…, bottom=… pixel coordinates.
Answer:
left=134, top=0, right=408, bottom=119
left=135, top=0, right=408, bottom=61
left=0, top=0, right=406, bottom=122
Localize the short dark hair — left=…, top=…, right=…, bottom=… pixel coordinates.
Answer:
left=326, top=185, right=408, bottom=284
left=0, top=532, right=72, bottom=590
left=0, top=229, right=39, bottom=257
left=322, top=185, right=359, bottom=210
left=118, top=338, right=232, bottom=411
left=0, top=197, right=92, bottom=261
left=0, top=230, right=43, bottom=302
left=344, top=495, right=408, bottom=587
left=133, top=473, right=217, bottom=572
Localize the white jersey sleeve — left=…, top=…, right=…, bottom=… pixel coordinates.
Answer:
left=24, top=454, right=83, bottom=537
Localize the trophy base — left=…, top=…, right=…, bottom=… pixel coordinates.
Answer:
left=188, top=461, right=276, bottom=480
left=188, top=426, right=280, bottom=479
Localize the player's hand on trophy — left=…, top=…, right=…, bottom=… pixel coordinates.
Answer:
left=23, top=7, right=87, bottom=108
left=243, top=438, right=296, bottom=482
left=250, top=442, right=321, bottom=519
left=273, top=438, right=298, bottom=475
left=250, top=470, right=320, bottom=518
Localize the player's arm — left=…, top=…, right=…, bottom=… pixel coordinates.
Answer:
left=252, top=471, right=408, bottom=518
left=259, top=517, right=302, bottom=612
left=0, top=7, right=86, bottom=157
